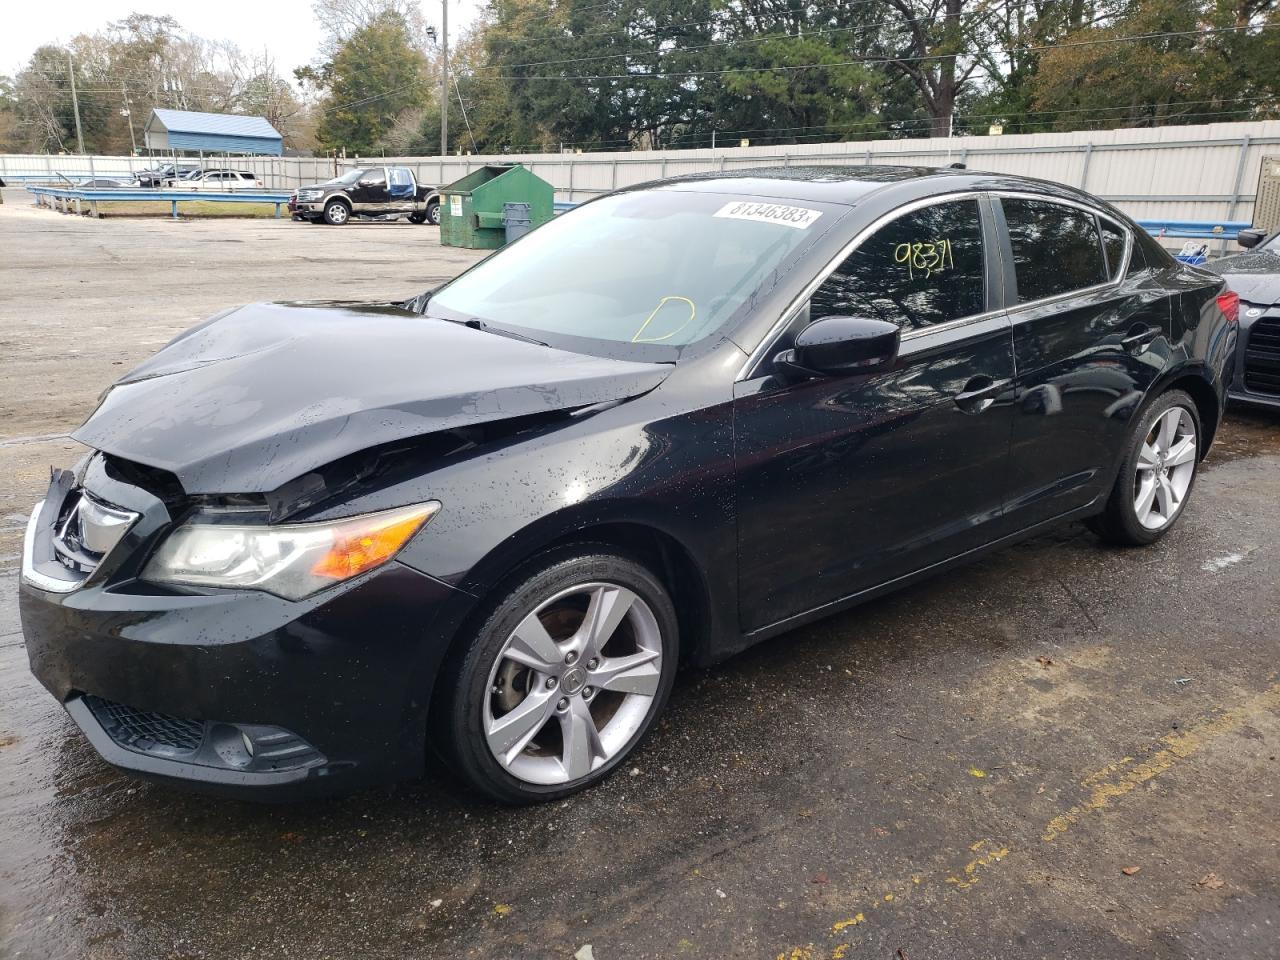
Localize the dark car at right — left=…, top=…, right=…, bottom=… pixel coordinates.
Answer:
left=1207, top=226, right=1280, bottom=408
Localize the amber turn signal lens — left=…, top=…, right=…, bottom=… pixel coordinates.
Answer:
left=311, top=504, right=439, bottom=580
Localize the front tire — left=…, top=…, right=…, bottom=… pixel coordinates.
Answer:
left=435, top=548, right=678, bottom=804
left=323, top=199, right=350, bottom=225
left=1089, top=389, right=1201, bottom=546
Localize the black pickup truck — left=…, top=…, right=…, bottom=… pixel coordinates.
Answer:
left=294, top=166, right=440, bottom=225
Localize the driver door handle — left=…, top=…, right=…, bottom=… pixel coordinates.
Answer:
left=954, top=376, right=1011, bottom=414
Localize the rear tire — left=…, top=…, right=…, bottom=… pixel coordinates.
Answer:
left=434, top=548, right=678, bottom=804
left=426, top=200, right=441, bottom=225
left=1089, top=389, right=1201, bottom=546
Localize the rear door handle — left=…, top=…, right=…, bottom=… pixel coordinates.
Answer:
left=954, top=376, right=1012, bottom=414
left=1120, top=324, right=1160, bottom=352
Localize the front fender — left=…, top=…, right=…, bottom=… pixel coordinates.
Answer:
left=310, top=395, right=740, bottom=662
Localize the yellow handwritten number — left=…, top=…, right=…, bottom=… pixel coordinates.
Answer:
left=894, top=238, right=954, bottom=279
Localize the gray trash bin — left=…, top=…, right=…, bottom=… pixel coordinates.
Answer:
left=502, top=201, right=532, bottom=245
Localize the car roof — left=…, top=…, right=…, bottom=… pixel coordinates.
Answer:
left=631, top=164, right=1117, bottom=212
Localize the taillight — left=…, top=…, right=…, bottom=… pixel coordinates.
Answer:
left=1216, top=291, right=1240, bottom=324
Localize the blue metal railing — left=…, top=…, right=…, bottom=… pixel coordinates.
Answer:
left=21, top=186, right=1259, bottom=247
left=27, top=184, right=294, bottom=218
left=1135, top=218, right=1252, bottom=240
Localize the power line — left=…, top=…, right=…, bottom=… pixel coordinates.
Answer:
left=298, top=20, right=1277, bottom=120
left=478, top=22, right=1279, bottom=81
left=484, top=0, right=937, bottom=49
left=673, top=95, right=1280, bottom=139
left=493, top=7, right=1000, bottom=70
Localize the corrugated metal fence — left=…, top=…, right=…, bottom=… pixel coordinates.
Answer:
left=4, top=119, right=1279, bottom=229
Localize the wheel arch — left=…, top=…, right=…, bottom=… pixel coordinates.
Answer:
left=1155, top=367, right=1221, bottom=458
left=536, top=521, right=714, bottom=670
left=432, top=515, right=720, bottom=694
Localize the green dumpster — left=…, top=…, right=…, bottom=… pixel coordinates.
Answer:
left=439, top=163, right=554, bottom=249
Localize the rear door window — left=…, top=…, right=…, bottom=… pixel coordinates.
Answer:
left=810, top=198, right=986, bottom=330
left=1002, top=198, right=1108, bottom=302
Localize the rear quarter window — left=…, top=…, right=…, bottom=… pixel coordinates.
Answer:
left=1100, top=219, right=1128, bottom=279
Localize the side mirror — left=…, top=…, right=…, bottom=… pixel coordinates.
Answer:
left=1237, top=228, right=1267, bottom=249
left=775, top=316, right=901, bottom=378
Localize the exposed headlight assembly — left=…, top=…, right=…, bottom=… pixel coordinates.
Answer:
left=142, top=502, right=439, bottom=600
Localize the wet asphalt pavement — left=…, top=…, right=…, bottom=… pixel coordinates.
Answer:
left=2, top=192, right=1280, bottom=960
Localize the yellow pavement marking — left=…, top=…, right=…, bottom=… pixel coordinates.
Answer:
left=1044, top=682, right=1280, bottom=841
left=944, top=839, right=1010, bottom=890
left=774, top=681, right=1280, bottom=958
left=831, top=913, right=864, bottom=933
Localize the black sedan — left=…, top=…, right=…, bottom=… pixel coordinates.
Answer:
left=19, top=166, right=1236, bottom=804
left=1207, top=227, right=1280, bottom=407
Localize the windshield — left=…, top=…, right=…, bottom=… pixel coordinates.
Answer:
left=427, top=190, right=844, bottom=359
left=329, top=168, right=368, bottom=185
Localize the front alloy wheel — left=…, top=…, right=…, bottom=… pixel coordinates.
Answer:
left=436, top=550, right=677, bottom=803
left=485, top=583, right=663, bottom=785
left=323, top=200, right=349, bottom=225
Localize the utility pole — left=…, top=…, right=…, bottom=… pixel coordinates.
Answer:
left=67, top=52, right=85, bottom=154
left=440, top=0, right=449, bottom=157
left=121, top=84, right=138, bottom=155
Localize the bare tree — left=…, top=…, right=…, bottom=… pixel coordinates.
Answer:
left=880, top=0, right=992, bottom=137
left=311, top=0, right=432, bottom=55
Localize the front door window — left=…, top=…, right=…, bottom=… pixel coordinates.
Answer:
left=811, top=199, right=987, bottom=330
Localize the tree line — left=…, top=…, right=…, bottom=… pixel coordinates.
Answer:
left=2, top=0, right=1277, bottom=158
left=0, top=14, right=312, bottom=154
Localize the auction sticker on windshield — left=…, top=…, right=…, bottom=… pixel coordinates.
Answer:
left=714, top=201, right=822, bottom=229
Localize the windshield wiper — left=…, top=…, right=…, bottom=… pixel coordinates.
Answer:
left=460, top=317, right=549, bottom=348
left=403, top=289, right=433, bottom=313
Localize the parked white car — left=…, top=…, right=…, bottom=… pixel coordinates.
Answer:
left=162, top=169, right=263, bottom=191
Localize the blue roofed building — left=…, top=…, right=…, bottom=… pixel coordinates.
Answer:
left=143, top=109, right=283, bottom=156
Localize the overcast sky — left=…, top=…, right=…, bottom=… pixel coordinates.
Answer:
left=1, top=0, right=484, bottom=81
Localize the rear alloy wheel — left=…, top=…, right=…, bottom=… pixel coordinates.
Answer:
left=1132, top=406, right=1197, bottom=532
left=323, top=199, right=350, bottom=225
left=1090, top=389, right=1201, bottom=546
left=437, top=550, right=677, bottom=803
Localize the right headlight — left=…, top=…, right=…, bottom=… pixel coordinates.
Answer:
left=142, top=502, right=439, bottom=600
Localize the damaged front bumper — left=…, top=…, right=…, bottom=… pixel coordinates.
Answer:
left=19, top=460, right=474, bottom=801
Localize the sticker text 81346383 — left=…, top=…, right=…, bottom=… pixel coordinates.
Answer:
left=713, top=201, right=823, bottom=230
left=894, top=239, right=955, bottom=279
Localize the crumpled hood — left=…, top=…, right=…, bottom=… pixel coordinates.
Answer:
left=1205, top=250, right=1280, bottom=305
left=74, top=301, right=671, bottom=494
